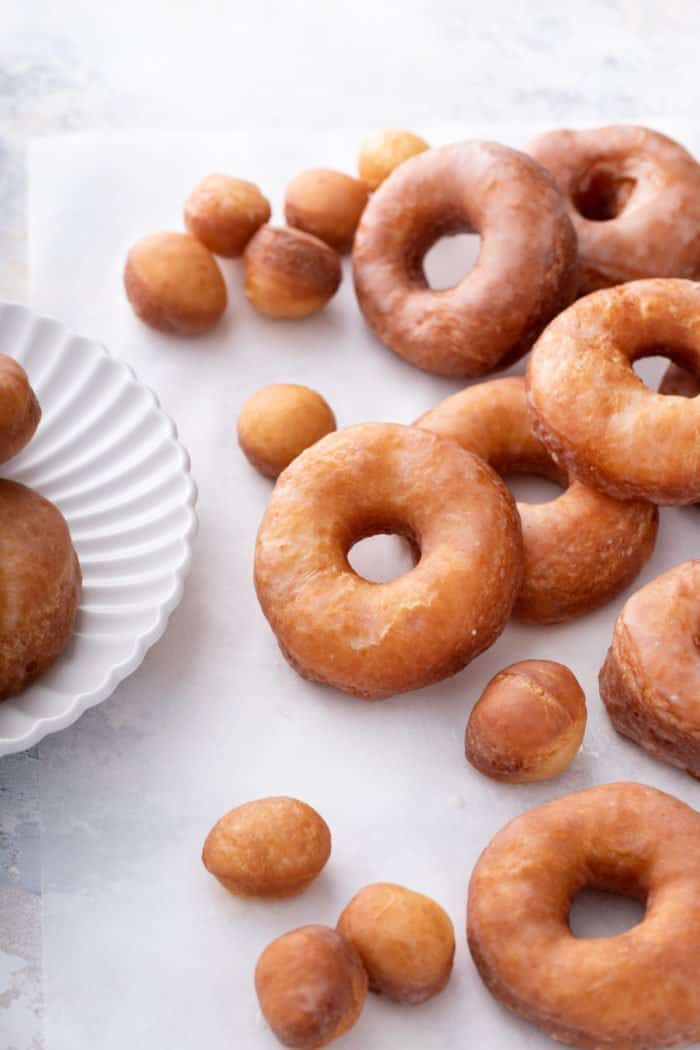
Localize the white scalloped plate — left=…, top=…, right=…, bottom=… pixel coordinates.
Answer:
left=0, top=303, right=197, bottom=755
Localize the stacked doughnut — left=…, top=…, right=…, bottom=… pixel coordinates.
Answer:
left=0, top=356, right=81, bottom=700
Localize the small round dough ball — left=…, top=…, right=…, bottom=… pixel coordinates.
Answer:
left=255, top=925, right=367, bottom=1049
left=124, top=232, right=227, bottom=335
left=238, top=384, right=336, bottom=479
left=184, top=174, right=271, bottom=257
left=465, top=659, right=586, bottom=783
left=285, top=169, right=369, bottom=252
left=358, top=129, right=430, bottom=190
left=244, top=226, right=342, bottom=319
left=201, top=796, right=331, bottom=898
left=337, top=883, right=455, bottom=1004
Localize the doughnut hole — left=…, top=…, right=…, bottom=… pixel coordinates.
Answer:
left=337, top=883, right=455, bottom=1004
left=201, top=796, right=331, bottom=898
left=184, top=174, right=270, bottom=257
left=124, top=232, right=227, bottom=335
left=502, top=471, right=562, bottom=505
left=238, top=384, right=336, bottom=479
left=569, top=887, right=646, bottom=939
left=255, top=925, right=367, bottom=1048
left=358, top=129, right=429, bottom=190
left=285, top=169, right=369, bottom=253
left=572, top=165, right=637, bottom=221
left=465, top=660, right=586, bottom=782
left=659, top=361, right=700, bottom=397
left=347, top=532, right=418, bottom=584
left=423, top=232, right=481, bottom=290
left=244, top=226, right=342, bottom=318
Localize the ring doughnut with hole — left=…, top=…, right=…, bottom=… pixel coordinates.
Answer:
left=254, top=423, right=523, bottom=699
left=352, top=141, right=578, bottom=377
left=418, top=378, right=657, bottom=623
left=600, top=560, right=700, bottom=779
left=468, top=782, right=700, bottom=1050
left=528, top=125, right=700, bottom=296
left=0, top=355, right=40, bottom=463
left=527, top=279, right=700, bottom=505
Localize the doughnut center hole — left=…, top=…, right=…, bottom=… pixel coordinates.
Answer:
left=503, top=471, right=563, bottom=505
left=569, top=888, right=645, bottom=938
left=573, top=167, right=636, bottom=221
left=348, top=533, right=417, bottom=583
left=423, top=232, right=481, bottom=290
left=633, top=351, right=699, bottom=394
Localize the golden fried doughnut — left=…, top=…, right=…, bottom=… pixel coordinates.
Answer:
left=238, top=384, right=336, bottom=479
left=527, top=279, right=700, bottom=504
left=202, top=796, right=331, bottom=897
left=352, top=141, right=578, bottom=377
left=418, top=378, right=657, bottom=623
left=465, top=660, right=586, bottom=782
left=244, top=226, right=342, bottom=318
left=124, top=232, right=227, bottom=335
left=529, top=125, right=700, bottom=295
left=184, top=174, right=270, bottom=257
left=337, top=883, right=454, bottom=1004
left=255, top=423, right=523, bottom=700
left=468, top=782, right=700, bottom=1050
left=600, top=561, right=700, bottom=779
left=0, top=481, right=81, bottom=700
left=0, top=355, right=40, bottom=463
left=358, top=129, right=429, bottom=190
left=285, top=169, right=369, bottom=252
left=255, top=925, right=367, bottom=1048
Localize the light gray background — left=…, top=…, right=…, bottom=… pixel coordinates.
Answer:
left=1, top=2, right=699, bottom=1047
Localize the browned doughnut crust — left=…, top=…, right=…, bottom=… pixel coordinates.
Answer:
left=418, top=378, right=657, bottom=623
left=0, top=355, right=41, bottom=463
left=352, top=141, right=578, bottom=377
left=0, top=481, right=81, bottom=700
left=599, top=561, right=700, bottom=779
left=529, top=125, right=700, bottom=295
left=527, top=279, right=700, bottom=504
left=465, top=660, right=587, bottom=782
left=254, top=423, right=523, bottom=700
left=659, top=361, right=700, bottom=398
left=468, top=782, right=700, bottom=1050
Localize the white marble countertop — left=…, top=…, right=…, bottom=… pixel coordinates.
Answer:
left=1, top=2, right=698, bottom=1047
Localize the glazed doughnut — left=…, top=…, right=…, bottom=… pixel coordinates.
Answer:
left=600, top=561, right=700, bottom=779
left=529, top=125, right=700, bottom=295
left=418, top=378, right=657, bottom=623
left=254, top=423, right=523, bottom=700
left=527, top=279, right=700, bottom=504
left=0, top=481, right=81, bottom=700
left=468, top=782, right=700, bottom=1050
left=353, top=141, right=578, bottom=377
left=465, top=660, right=586, bottom=782
left=0, top=355, right=41, bottom=463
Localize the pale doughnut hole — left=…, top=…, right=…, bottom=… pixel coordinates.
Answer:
left=255, top=925, right=367, bottom=1048
left=358, top=129, right=430, bottom=190
left=337, top=882, right=455, bottom=1004
left=237, top=384, right=336, bottom=479
left=202, top=796, right=331, bottom=898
